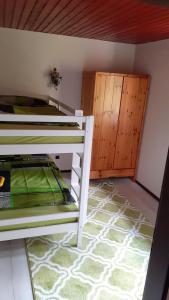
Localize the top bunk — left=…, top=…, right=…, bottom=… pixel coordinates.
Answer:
left=0, top=92, right=81, bottom=116
left=0, top=93, right=94, bottom=245
left=0, top=92, right=93, bottom=156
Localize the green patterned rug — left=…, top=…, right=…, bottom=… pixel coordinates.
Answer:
left=26, top=180, right=154, bottom=300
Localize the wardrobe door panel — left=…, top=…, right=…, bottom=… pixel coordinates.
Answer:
left=92, top=74, right=123, bottom=171
left=99, top=75, right=123, bottom=170
left=91, top=74, right=106, bottom=171
left=81, top=72, right=95, bottom=115
left=114, top=77, right=148, bottom=169
left=130, top=78, right=149, bottom=169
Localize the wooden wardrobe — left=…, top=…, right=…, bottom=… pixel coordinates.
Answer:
left=81, top=72, right=149, bottom=179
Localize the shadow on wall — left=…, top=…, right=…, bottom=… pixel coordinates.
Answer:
left=83, top=43, right=135, bottom=75
left=56, top=67, right=83, bottom=110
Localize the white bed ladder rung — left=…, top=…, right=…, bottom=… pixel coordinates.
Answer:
left=77, top=116, right=94, bottom=248
left=72, top=167, right=81, bottom=178
left=77, top=153, right=83, bottom=159
left=71, top=184, right=80, bottom=197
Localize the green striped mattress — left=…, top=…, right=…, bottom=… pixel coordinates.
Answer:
left=0, top=101, right=83, bottom=144
left=0, top=123, right=83, bottom=144
left=0, top=204, right=78, bottom=231
left=0, top=155, right=78, bottom=231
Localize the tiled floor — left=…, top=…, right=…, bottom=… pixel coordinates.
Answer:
left=0, top=178, right=163, bottom=300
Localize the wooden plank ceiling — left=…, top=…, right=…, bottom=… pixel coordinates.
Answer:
left=0, top=0, right=169, bottom=44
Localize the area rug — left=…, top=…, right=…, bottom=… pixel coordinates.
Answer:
left=25, top=180, right=154, bottom=300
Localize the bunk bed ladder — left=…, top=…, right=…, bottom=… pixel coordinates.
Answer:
left=77, top=116, right=94, bottom=248
left=0, top=94, right=94, bottom=246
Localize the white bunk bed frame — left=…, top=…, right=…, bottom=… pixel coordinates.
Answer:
left=0, top=93, right=94, bottom=248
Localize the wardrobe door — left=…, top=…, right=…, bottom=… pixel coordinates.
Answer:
left=81, top=72, right=95, bottom=115
left=91, top=73, right=123, bottom=171
left=113, top=76, right=149, bottom=170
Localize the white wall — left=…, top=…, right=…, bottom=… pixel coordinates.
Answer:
left=134, top=39, right=169, bottom=197
left=0, top=28, right=135, bottom=109
left=0, top=28, right=167, bottom=192
left=0, top=27, right=135, bottom=169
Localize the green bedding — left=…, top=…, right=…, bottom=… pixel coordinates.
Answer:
left=0, top=155, right=78, bottom=232
left=0, top=136, right=82, bottom=144
left=0, top=155, right=74, bottom=209
left=0, top=97, right=83, bottom=144
left=0, top=123, right=83, bottom=144
left=13, top=105, right=65, bottom=115
left=0, top=204, right=78, bottom=231
left=11, top=166, right=67, bottom=194
left=0, top=97, right=64, bottom=115
left=0, top=96, right=48, bottom=107
left=9, top=167, right=68, bottom=208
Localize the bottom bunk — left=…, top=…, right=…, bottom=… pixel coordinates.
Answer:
left=0, top=154, right=79, bottom=242
left=0, top=204, right=78, bottom=231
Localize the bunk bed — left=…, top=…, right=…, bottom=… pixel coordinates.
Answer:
left=0, top=92, right=94, bottom=248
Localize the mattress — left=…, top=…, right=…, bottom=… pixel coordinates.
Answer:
left=13, top=105, right=64, bottom=115
left=0, top=204, right=78, bottom=231
left=0, top=103, right=60, bottom=115
left=0, top=123, right=83, bottom=144
left=0, top=155, right=74, bottom=209
left=0, top=95, right=48, bottom=106
left=0, top=166, right=69, bottom=209
left=0, top=155, right=78, bottom=231
left=0, top=96, right=83, bottom=144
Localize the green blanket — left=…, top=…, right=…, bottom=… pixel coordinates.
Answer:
left=0, top=155, right=73, bottom=209
left=0, top=203, right=78, bottom=231
left=13, top=105, right=65, bottom=115
left=0, top=122, right=83, bottom=145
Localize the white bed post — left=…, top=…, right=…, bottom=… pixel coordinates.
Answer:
left=70, top=153, right=80, bottom=201
left=70, top=110, right=83, bottom=200
left=75, top=110, right=83, bottom=129
left=77, top=116, right=94, bottom=248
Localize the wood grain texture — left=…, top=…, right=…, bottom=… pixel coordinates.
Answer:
left=90, top=169, right=135, bottom=179
left=114, top=76, right=149, bottom=170
left=91, top=73, right=106, bottom=171
left=1, top=0, right=169, bottom=43
left=81, top=72, right=95, bottom=116
left=81, top=71, right=149, bottom=179
left=17, top=0, right=37, bottom=29
left=94, top=74, right=123, bottom=171
left=133, top=77, right=150, bottom=180
left=31, top=0, right=58, bottom=31
left=11, top=0, right=25, bottom=28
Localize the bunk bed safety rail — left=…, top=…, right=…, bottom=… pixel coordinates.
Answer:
left=48, top=96, right=82, bottom=116
left=0, top=114, right=88, bottom=156
left=0, top=211, right=79, bottom=227
left=0, top=113, right=94, bottom=246
left=0, top=91, right=77, bottom=117
left=0, top=130, right=85, bottom=137
left=0, top=114, right=85, bottom=123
